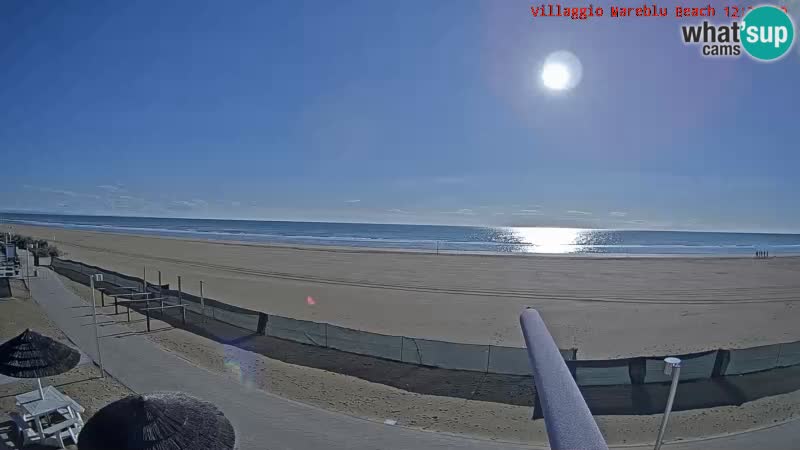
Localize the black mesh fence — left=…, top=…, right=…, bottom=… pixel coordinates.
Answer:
left=50, top=257, right=800, bottom=385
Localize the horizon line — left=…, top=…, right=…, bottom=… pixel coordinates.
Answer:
left=1, top=210, right=798, bottom=235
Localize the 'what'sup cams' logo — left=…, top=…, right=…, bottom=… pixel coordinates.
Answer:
left=681, top=5, right=795, bottom=61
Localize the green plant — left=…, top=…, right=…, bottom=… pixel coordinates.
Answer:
left=14, top=236, right=32, bottom=250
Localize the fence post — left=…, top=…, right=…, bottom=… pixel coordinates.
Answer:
left=712, top=350, right=730, bottom=377
left=101, top=290, right=105, bottom=308
left=182, top=306, right=186, bottom=326
left=629, top=358, right=646, bottom=384
left=257, top=313, right=268, bottom=335
left=146, top=307, right=151, bottom=332
left=200, top=281, right=205, bottom=326
left=178, top=276, right=182, bottom=307
left=115, top=297, right=119, bottom=315
left=142, top=266, right=147, bottom=293
left=127, top=303, right=131, bottom=322
left=158, top=271, right=162, bottom=295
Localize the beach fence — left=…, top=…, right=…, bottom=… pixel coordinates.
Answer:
left=49, top=257, right=800, bottom=384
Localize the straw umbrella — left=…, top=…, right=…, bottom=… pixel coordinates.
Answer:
left=79, top=391, right=236, bottom=450
left=0, top=329, right=80, bottom=399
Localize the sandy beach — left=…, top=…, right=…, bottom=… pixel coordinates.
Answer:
left=8, top=224, right=800, bottom=358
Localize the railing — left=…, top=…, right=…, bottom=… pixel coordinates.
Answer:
left=520, top=308, right=608, bottom=450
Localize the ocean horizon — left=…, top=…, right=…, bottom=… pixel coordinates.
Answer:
left=2, top=212, right=800, bottom=256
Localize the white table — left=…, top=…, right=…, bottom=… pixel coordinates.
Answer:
left=15, top=386, right=78, bottom=446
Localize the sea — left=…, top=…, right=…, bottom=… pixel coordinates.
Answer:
left=2, top=213, right=800, bottom=256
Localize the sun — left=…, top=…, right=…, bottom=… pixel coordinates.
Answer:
left=540, top=51, right=583, bottom=92
left=541, top=63, right=571, bottom=90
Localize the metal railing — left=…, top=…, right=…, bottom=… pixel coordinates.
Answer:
left=520, top=308, right=608, bottom=450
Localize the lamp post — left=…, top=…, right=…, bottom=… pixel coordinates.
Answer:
left=654, top=357, right=682, bottom=450
left=90, top=274, right=106, bottom=378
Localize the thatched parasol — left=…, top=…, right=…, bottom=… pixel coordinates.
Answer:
left=78, top=391, right=236, bottom=450
left=0, top=329, right=80, bottom=398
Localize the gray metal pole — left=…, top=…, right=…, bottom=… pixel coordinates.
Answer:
left=520, top=308, right=607, bottom=450
left=654, top=358, right=682, bottom=450
left=90, top=276, right=105, bottom=378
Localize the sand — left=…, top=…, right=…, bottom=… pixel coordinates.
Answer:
left=8, top=224, right=800, bottom=358
left=0, top=279, right=133, bottom=450
left=53, top=273, right=800, bottom=446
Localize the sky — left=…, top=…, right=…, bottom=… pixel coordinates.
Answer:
left=1, top=1, right=799, bottom=232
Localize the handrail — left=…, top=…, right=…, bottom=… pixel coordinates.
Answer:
left=520, top=308, right=608, bottom=450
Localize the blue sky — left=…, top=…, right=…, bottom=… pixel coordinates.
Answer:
left=1, top=1, right=799, bottom=232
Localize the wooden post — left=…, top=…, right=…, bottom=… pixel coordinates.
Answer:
left=143, top=266, right=147, bottom=293
left=115, top=297, right=119, bottom=315
left=127, top=303, right=131, bottom=322
left=178, top=276, right=182, bottom=306
left=182, top=306, right=186, bottom=326
left=158, top=270, right=162, bottom=295
left=200, top=281, right=205, bottom=325
left=146, top=307, right=151, bottom=332
left=101, top=290, right=105, bottom=308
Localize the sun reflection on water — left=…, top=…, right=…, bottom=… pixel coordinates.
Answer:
left=509, top=227, right=587, bottom=254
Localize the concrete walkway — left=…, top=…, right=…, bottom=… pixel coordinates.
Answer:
left=28, top=268, right=532, bottom=450
left=626, top=418, right=800, bottom=450
left=26, top=266, right=800, bottom=450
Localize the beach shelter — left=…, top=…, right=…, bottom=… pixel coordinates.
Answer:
left=0, top=329, right=80, bottom=399
left=78, top=391, right=236, bottom=450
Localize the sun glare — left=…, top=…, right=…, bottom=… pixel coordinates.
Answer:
left=542, top=63, right=570, bottom=90
left=512, top=227, right=585, bottom=254
left=540, top=51, right=583, bottom=92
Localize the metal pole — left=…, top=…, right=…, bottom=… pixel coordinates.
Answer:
left=200, top=280, right=205, bottom=325
left=143, top=266, right=147, bottom=293
left=90, top=276, right=105, bottom=378
left=177, top=276, right=182, bottom=306
left=654, top=358, right=682, bottom=450
left=146, top=307, right=151, bottom=332
left=520, top=308, right=608, bottom=450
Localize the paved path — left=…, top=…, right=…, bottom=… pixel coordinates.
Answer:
left=26, top=266, right=800, bottom=450
left=625, top=418, right=800, bottom=450
left=28, top=268, right=533, bottom=450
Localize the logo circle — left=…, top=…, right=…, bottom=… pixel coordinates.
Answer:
left=741, top=5, right=795, bottom=61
